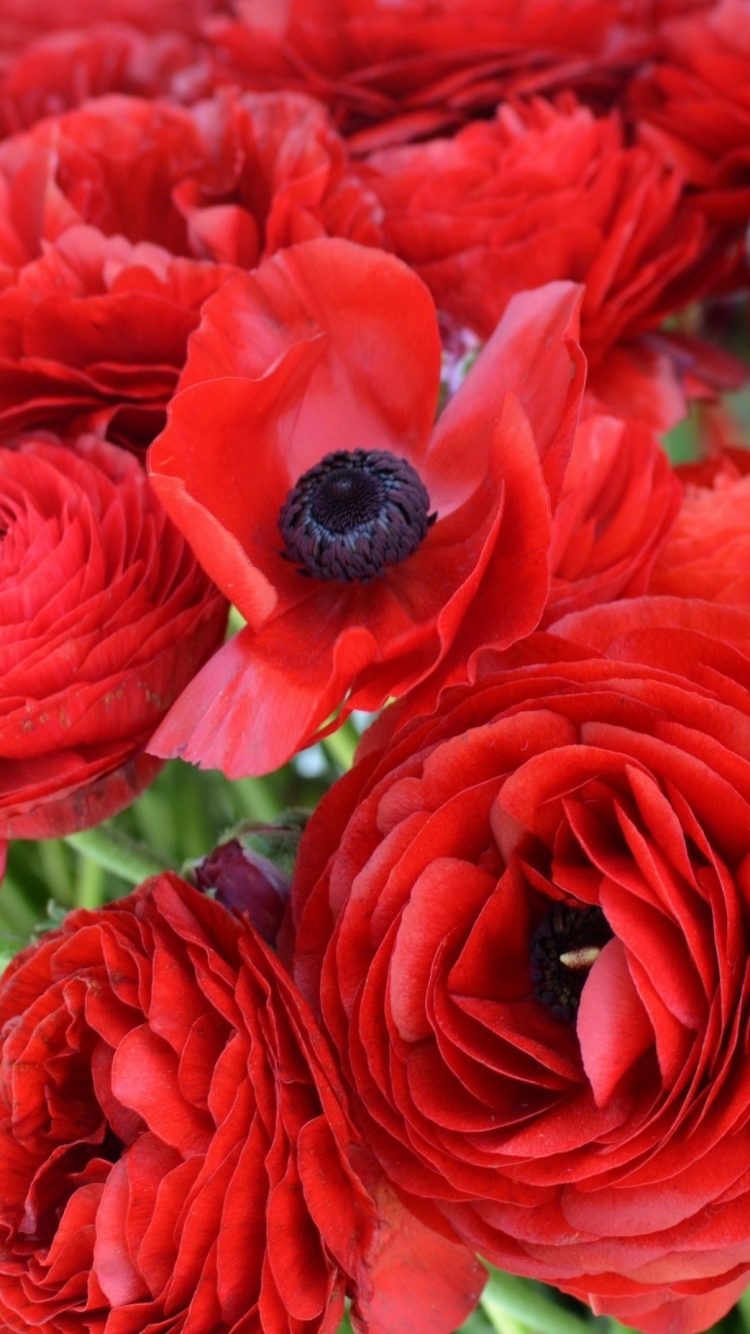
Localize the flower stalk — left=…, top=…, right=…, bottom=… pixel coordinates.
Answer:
left=64, top=827, right=174, bottom=886
left=321, top=718, right=361, bottom=772
left=480, top=1271, right=594, bottom=1334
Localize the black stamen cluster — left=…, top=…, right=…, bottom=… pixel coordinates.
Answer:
left=278, top=448, right=435, bottom=583
left=530, top=904, right=613, bottom=1021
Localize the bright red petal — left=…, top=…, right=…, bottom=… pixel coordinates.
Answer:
left=174, top=238, right=442, bottom=472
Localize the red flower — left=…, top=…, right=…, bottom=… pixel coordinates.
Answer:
left=0, top=872, right=483, bottom=1333
left=206, top=0, right=664, bottom=151
left=0, top=0, right=225, bottom=51
left=630, top=0, right=750, bottom=224
left=0, top=89, right=382, bottom=271
left=0, top=226, right=236, bottom=453
left=289, top=595, right=750, bottom=1334
left=148, top=240, right=586, bottom=776
left=0, top=95, right=205, bottom=263
left=0, top=90, right=380, bottom=452
left=649, top=443, right=750, bottom=605
left=0, top=24, right=206, bottom=137
left=544, top=407, right=681, bottom=624
left=171, top=88, right=384, bottom=266
left=359, top=95, right=734, bottom=411
left=0, top=433, right=227, bottom=839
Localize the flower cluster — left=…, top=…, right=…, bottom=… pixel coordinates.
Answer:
left=1, top=4, right=750, bottom=1334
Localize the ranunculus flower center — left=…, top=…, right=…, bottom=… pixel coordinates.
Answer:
left=530, top=904, right=613, bottom=1020
left=278, top=447, right=435, bottom=582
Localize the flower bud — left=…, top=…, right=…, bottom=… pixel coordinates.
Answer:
left=194, top=813, right=307, bottom=945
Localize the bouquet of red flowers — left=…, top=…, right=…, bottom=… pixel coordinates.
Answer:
left=2, top=4, right=750, bottom=1334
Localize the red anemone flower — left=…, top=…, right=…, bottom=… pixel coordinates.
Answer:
left=148, top=239, right=585, bottom=776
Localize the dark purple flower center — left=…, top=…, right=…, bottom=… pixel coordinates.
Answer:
left=278, top=448, right=435, bottom=583
left=530, top=904, right=613, bottom=1021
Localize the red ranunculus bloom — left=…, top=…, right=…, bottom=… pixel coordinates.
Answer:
left=0, top=94, right=205, bottom=262
left=289, top=595, right=750, bottom=1334
left=148, top=241, right=586, bottom=776
left=0, top=90, right=380, bottom=451
left=0, top=226, right=237, bottom=453
left=649, top=444, right=750, bottom=605
left=0, top=24, right=206, bottom=137
left=545, top=407, right=681, bottom=625
left=0, top=0, right=227, bottom=51
left=206, top=0, right=676, bottom=151
left=0, top=89, right=382, bottom=271
left=0, top=433, right=227, bottom=838
left=630, top=0, right=750, bottom=224
left=0, top=872, right=483, bottom=1333
left=172, top=87, right=384, bottom=266
left=358, top=95, right=737, bottom=425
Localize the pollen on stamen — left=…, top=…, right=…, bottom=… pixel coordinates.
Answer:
left=530, top=904, right=613, bottom=1021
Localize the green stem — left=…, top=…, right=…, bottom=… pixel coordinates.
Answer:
left=75, top=854, right=106, bottom=910
left=64, top=827, right=174, bottom=886
left=480, top=1273, right=593, bottom=1334
left=38, top=839, right=75, bottom=906
left=227, top=605, right=247, bottom=638
left=321, top=719, right=359, bottom=772
left=483, top=1313, right=532, bottom=1334
left=232, top=776, right=283, bottom=824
